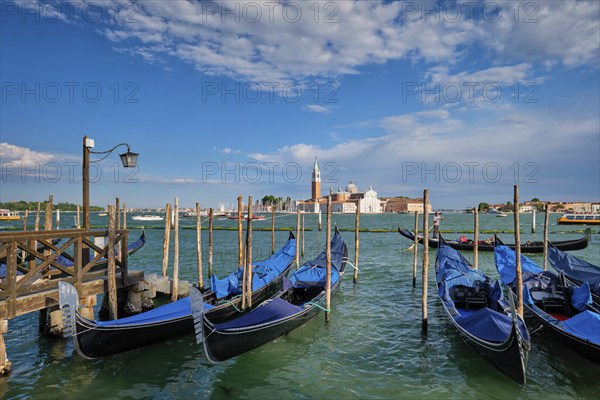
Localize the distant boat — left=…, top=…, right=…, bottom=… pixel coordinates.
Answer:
left=398, top=227, right=589, bottom=253
left=0, top=209, right=20, bottom=221
left=496, top=212, right=508, bottom=217
left=132, top=215, right=163, bottom=221
left=98, top=213, right=107, bottom=217
left=557, top=213, right=600, bottom=225
left=227, top=214, right=265, bottom=220
left=182, top=212, right=197, bottom=218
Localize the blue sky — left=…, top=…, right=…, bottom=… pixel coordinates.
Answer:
left=1, top=0, right=599, bottom=209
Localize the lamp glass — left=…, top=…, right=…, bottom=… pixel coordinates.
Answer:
left=119, top=151, right=139, bottom=168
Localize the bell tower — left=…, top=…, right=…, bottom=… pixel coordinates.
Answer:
left=311, top=157, right=321, bottom=200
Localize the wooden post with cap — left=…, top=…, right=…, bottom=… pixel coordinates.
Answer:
left=514, top=186, right=523, bottom=317
left=196, top=202, right=203, bottom=288
left=353, top=199, right=360, bottom=283
left=422, top=189, right=429, bottom=334
left=473, top=207, right=479, bottom=270
left=412, top=210, right=419, bottom=288
left=325, top=195, right=332, bottom=322
left=171, top=198, right=179, bottom=301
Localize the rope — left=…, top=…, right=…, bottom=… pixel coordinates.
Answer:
left=304, top=301, right=330, bottom=312
left=221, top=297, right=243, bottom=313
left=344, top=260, right=358, bottom=271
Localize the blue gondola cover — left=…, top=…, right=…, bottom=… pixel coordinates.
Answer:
left=291, top=232, right=346, bottom=288
left=549, top=246, right=600, bottom=295
left=210, top=235, right=296, bottom=299
left=563, top=310, right=600, bottom=345
left=494, top=245, right=543, bottom=285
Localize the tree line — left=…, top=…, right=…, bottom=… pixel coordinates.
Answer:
left=0, top=200, right=104, bottom=212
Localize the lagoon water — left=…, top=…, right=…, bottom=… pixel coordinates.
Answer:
left=1, top=212, right=599, bottom=399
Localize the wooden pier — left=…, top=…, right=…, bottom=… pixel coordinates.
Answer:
left=0, top=228, right=145, bottom=374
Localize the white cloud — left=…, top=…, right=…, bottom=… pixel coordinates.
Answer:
left=304, top=104, right=331, bottom=114
left=16, top=1, right=598, bottom=85
left=247, top=106, right=599, bottom=203
left=1, top=143, right=53, bottom=165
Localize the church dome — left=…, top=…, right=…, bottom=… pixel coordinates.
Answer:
left=346, top=180, right=358, bottom=193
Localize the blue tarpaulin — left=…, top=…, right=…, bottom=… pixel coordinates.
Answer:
left=494, top=245, right=543, bottom=285
left=97, top=297, right=214, bottom=327
left=456, top=307, right=513, bottom=342
left=563, top=310, right=600, bottom=345
left=290, top=231, right=347, bottom=289
left=570, top=281, right=592, bottom=311
left=549, top=246, right=600, bottom=296
left=215, top=298, right=303, bottom=330
left=210, top=234, right=296, bottom=299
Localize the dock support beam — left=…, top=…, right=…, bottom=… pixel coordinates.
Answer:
left=0, top=319, right=11, bottom=375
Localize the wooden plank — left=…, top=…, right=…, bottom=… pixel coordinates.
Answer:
left=0, top=271, right=144, bottom=319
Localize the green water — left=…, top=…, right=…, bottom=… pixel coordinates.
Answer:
left=1, top=212, right=599, bottom=399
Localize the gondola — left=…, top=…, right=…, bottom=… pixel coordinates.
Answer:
left=494, top=236, right=600, bottom=364
left=435, top=235, right=530, bottom=384
left=59, top=232, right=296, bottom=358
left=399, top=227, right=589, bottom=253
left=191, top=228, right=348, bottom=363
left=548, top=244, right=600, bottom=306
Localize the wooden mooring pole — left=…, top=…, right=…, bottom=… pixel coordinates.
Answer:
left=23, top=210, right=29, bottom=231
left=412, top=211, right=419, bottom=288
left=172, top=198, right=180, bottom=301
left=325, top=195, right=332, bottom=322
left=161, top=203, right=171, bottom=277
left=196, top=202, right=203, bottom=288
left=532, top=208, right=536, bottom=233
left=208, top=208, right=214, bottom=279
left=241, top=196, right=247, bottom=310
left=107, top=205, right=118, bottom=320
left=55, top=209, right=60, bottom=229
left=115, top=197, right=120, bottom=230
left=513, top=186, right=523, bottom=317
left=422, top=189, right=429, bottom=334
left=237, top=196, right=243, bottom=267
left=246, top=196, right=253, bottom=308
left=76, top=205, right=80, bottom=229
left=271, top=207, right=275, bottom=254
left=301, top=214, right=305, bottom=258
left=44, top=195, right=53, bottom=231
left=353, top=199, right=360, bottom=284
left=543, top=204, right=549, bottom=271
left=123, top=203, right=127, bottom=230
left=35, top=202, right=40, bottom=231
left=296, top=210, right=300, bottom=268
left=318, top=208, right=322, bottom=231
left=473, top=207, right=479, bottom=270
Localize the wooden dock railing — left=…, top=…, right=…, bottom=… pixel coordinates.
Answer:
left=0, top=228, right=129, bottom=320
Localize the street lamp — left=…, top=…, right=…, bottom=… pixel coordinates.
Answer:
left=82, top=135, right=139, bottom=230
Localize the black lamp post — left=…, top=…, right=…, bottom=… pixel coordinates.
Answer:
left=82, top=135, right=139, bottom=230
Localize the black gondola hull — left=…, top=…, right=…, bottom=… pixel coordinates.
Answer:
left=199, top=245, right=348, bottom=363
left=399, top=228, right=587, bottom=253
left=443, top=306, right=528, bottom=384
left=72, top=263, right=292, bottom=358
left=202, top=300, right=323, bottom=363
left=511, top=288, right=600, bottom=364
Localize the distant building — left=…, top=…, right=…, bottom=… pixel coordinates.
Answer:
left=304, top=162, right=382, bottom=213
left=311, top=157, right=321, bottom=201
left=519, top=205, right=535, bottom=213
left=383, top=197, right=432, bottom=213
